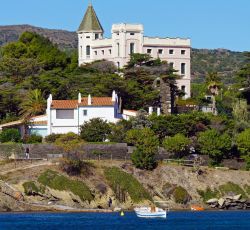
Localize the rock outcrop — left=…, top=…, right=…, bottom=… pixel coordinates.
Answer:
left=206, top=194, right=250, bottom=210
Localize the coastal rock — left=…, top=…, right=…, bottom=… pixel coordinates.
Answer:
left=233, top=194, right=242, bottom=201
left=206, top=198, right=218, bottom=204
left=218, top=198, right=225, bottom=207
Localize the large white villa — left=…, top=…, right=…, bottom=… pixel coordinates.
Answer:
left=78, top=4, right=191, bottom=98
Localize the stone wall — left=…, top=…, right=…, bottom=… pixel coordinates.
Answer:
left=0, top=143, right=129, bottom=160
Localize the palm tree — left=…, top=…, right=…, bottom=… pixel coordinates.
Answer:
left=206, top=72, right=221, bottom=115
left=21, top=89, right=45, bottom=136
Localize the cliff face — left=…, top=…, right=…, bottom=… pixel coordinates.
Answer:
left=0, top=160, right=249, bottom=212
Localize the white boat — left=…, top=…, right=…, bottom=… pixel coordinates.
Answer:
left=134, top=206, right=167, bottom=218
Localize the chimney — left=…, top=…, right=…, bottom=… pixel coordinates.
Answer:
left=49, top=94, right=52, bottom=103
left=149, top=107, right=153, bottom=115
left=47, top=94, right=52, bottom=108
left=78, top=93, right=81, bottom=103
left=112, top=90, right=117, bottom=102
left=157, top=107, right=161, bottom=116
left=88, top=94, right=92, bottom=105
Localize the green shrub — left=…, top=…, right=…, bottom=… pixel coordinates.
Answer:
left=0, top=129, right=21, bottom=143
left=23, top=134, right=43, bottom=143
left=80, top=118, right=111, bottom=142
left=55, top=132, right=84, bottom=154
left=163, top=134, right=191, bottom=158
left=45, top=133, right=62, bottom=143
left=173, top=186, right=191, bottom=204
left=236, top=128, right=250, bottom=156
left=104, top=167, right=151, bottom=203
left=38, top=170, right=93, bottom=202
left=126, top=128, right=159, bottom=170
left=197, top=187, right=220, bottom=202
left=197, top=129, right=232, bottom=164
left=219, top=182, right=247, bottom=198
left=23, top=181, right=45, bottom=195
left=60, top=158, right=93, bottom=176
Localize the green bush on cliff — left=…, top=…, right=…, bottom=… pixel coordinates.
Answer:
left=104, top=167, right=151, bottom=203
left=244, top=185, right=250, bottom=195
left=219, top=182, right=247, bottom=198
left=23, top=181, right=45, bottom=195
left=173, top=186, right=191, bottom=204
left=197, top=187, right=220, bottom=202
left=38, top=170, right=93, bottom=202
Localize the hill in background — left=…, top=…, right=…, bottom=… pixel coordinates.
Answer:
left=0, top=25, right=247, bottom=84
left=0, top=25, right=77, bottom=50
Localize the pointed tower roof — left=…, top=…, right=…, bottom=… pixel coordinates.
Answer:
left=78, top=3, right=104, bottom=33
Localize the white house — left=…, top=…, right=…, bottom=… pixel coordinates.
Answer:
left=46, top=91, right=121, bottom=135
left=0, top=91, right=132, bottom=138
left=77, top=3, right=191, bottom=98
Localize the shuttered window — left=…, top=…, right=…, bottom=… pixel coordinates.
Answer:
left=56, top=110, right=74, bottom=119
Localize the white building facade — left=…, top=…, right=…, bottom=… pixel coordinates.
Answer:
left=46, top=91, right=121, bottom=135
left=78, top=4, right=191, bottom=98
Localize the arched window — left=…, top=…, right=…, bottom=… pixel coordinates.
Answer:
left=80, top=46, right=82, bottom=58
left=130, top=43, right=135, bottom=54
left=117, top=43, right=120, bottom=57
left=86, top=45, right=90, bottom=56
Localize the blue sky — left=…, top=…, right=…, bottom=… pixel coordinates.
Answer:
left=1, top=0, right=249, bottom=51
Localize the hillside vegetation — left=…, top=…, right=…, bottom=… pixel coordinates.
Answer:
left=0, top=25, right=247, bottom=84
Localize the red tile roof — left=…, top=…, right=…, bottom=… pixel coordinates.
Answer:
left=51, top=97, right=114, bottom=109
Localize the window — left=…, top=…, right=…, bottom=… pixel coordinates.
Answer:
left=169, top=49, right=174, bottom=54
left=169, top=62, right=174, bottom=68
left=181, top=86, right=186, bottom=98
left=117, top=43, right=120, bottom=57
left=130, top=43, right=135, bottom=54
left=130, top=33, right=135, bottom=35
left=116, top=32, right=119, bottom=36
left=109, top=49, right=112, bottom=54
left=102, top=50, right=105, bottom=55
left=181, top=50, right=186, bottom=55
left=117, top=62, right=120, bottom=69
left=86, top=36, right=90, bottom=39
left=56, top=110, right=74, bottom=119
left=181, top=63, right=186, bottom=74
left=147, top=49, right=152, bottom=54
left=86, top=45, right=90, bottom=56
left=80, top=46, right=82, bottom=58
left=158, top=49, right=163, bottom=54
left=94, top=51, right=97, bottom=55
left=95, top=34, right=99, bottom=40
left=83, top=110, right=88, bottom=116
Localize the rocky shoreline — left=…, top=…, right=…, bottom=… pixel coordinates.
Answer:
left=206, top=194, right=250, bottom=210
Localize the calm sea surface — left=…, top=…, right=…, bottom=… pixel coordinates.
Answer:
left=0, top=211, right=250, bottom=230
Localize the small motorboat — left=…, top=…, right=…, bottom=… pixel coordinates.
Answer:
left=191, top=205, right=204, bottom=211
left=134, top=206, right=167, bottom=218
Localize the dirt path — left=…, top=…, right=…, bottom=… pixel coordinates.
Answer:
left=0, top=161, right=56, bottom=175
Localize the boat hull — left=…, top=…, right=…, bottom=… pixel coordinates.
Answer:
left=134, top=207, right=167, bottom=219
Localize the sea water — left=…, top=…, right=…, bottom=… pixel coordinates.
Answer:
left=0, top=211, right=250, bottom=230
